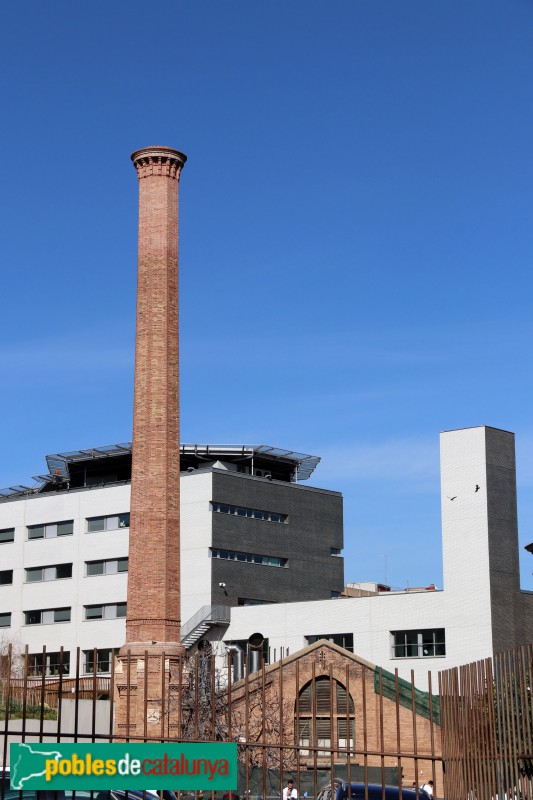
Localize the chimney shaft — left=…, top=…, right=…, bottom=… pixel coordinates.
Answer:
left=126, top=145, right=187, bottom=644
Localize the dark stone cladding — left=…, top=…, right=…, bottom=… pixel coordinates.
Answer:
left=210, top=469, right=344, bottom=608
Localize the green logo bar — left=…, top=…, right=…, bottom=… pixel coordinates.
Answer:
left=10, top=742, right=238, bottom=791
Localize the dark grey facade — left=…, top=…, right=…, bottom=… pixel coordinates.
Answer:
left=210, top=469, right=344, bottom=608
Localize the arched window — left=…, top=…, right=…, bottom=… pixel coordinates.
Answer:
left=296, top=676, right=355, bottom=757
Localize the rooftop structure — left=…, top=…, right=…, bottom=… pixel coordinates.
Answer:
left=0, top=443, right=320, bottom=500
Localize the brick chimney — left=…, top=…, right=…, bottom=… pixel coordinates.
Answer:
left=115, top=146, right=187, bottom=739
left=126, top=145, right=187, bottom=645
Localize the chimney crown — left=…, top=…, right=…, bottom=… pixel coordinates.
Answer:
left=131, top=145, right=187, bottom=180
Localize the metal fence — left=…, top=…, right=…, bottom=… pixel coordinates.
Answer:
left=439, top=643, right=533, bottom=800
left=1, top=643, right=444, bottom=799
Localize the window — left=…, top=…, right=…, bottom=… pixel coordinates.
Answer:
left=28, top=651, right=70, bottom=677
left=0, top=528, right=14, bottom=544
left=25, top=608, right=71, bottom=625
left=297, top=677, right=355, bottom=757
left=84, top=603, right=127, bottom=620
left=211, top=502, right=287, bottom=523
left=306, top=633, right=354, bottom=652
left=238, top=598, right=275, bottom=606
left=83, top=648, right=115, bottom=674
left=86, top=513, right=130, bottom=533
left=392, top=628, right=446, bottom=658
left=330, top=591, right=341, bottom=598
left=25, top=563, right=72, bottom=582
left=0, top=570, right=13, bottom=586
left=210, top=548, right=287, bottom=567
left=0, top=612, right=11, bottom=627
left=86, top=558, right=128, bottom=576
left=27, top=520, right=73, bottom=539
left=330, top=548, right=342, bottom=556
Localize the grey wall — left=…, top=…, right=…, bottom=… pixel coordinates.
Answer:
left=485, top=427, right=531, bottom=654
left=210, top=470, right=344, bottom=608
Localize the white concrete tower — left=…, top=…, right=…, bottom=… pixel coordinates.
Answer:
left=440, top=426, right=524, bottom=659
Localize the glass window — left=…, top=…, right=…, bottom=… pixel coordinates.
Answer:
left=0, top=570, right=13, bottom=585
left=86, top=605, right=103, bottom=619
left=0, top=612, right=11, bottom=627
left=392, top=629, right=446, bottom=658
left=0, top=528, right=15, bottom=544
left=87, top=513, right=129, bottom=532
left=26, top=567, right=44, bottom=582
left=27, top=521, right=73, bottom=539
left=87, top=517, right=105, bottom=532
left=116, top=603, right=127, bottom=618
left=56, top=563, right=72, bottom=579
left=84, top=648, right=114, bottom=674
left=28, top=651, right=70, bottom=677
left=54, top=608, right=71, bottom=622
left=57, top=521, right=73, bottom=536
left=25, top=610, right=42, bottom=625
left=210, top=502, right=287, bottom=523
left=117, top=558, right=129, bottom=572
left=87, top=561, right=104, bottom=576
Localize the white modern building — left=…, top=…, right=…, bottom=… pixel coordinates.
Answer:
left=0, top=426, right=531, bottom=688
left=221, top=425, right=533, bottom=687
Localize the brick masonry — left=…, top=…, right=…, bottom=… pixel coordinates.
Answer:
left=126, top=145, right=187, bottom=645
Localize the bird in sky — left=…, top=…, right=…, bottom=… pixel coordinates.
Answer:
left=447, top=496, right=457, bottom=501
left=475, top=485, right=480, bottom=492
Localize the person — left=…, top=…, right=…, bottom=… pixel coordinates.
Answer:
left=283, top=779, right=297, bottom=800
left=420, top=780, right=433, bottom=797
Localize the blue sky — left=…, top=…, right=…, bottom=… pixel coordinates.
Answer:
left=1, top=0, right=533, bottom=590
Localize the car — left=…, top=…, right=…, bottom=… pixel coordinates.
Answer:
left=0, top=769, right=177, bottom=800
left=316, top=780, right=431, bottom=800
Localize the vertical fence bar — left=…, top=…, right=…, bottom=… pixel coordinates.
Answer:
left=394, top=669, right=403, bottom=798
left=280, top=655, right=285, bottom=794
left=92, top=647, right=98, bottom=743
left=57, top=647, right=65, bottom=744
left=261, top=654, right=267, bottom=800
left=2, top=644, right=13, bottom=796
left=410, top=669, right=419, bottom=795
left=20, top=645, right=29, bottom=743
left=109, top=647, right=116, bottom=744
left=295, top=660, right=301, bottom=800
left=38, top=645, right=47, bottom=743
left=125, top=649, right=131, bottom=744
left=74, top=647, right=80, bottom=743
left=378, top=667, right=385, bottom=798
left=361, top=664, right=368, bottom=800
left=312, top=661, right=317, bottom=800
left=346, top=663, right=352, bottom=797
left=427, top=670, right=436, bottom=797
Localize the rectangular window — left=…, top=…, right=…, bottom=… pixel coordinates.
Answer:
left=211, top=502, right=287, bottom=523
left=24, top=607, right=71, bottom=625
left=305, top=633, right=354, bottom=652
left=86, top=558, right=128, bottom=576
left=25, top=564, right=72, bottom=583
left=330, top=547, right=342, bottom=556
left=392, top=628, right=446, bottom=659
left=0, top=528, right=15, bottom=544
left=0, top=570, right=13, bottom=586
left=28, top=651, right=70, bottom=677
left=86, top=513, right=130, bottom=533
left=210, top=548, right=287, bottom=567
left=84, top=603, right=127, bottom=621
left=27, top=520, right=73, bottom=540
left=83, top=648, right=115, bottom=674
left=0, top=612, right=11, bottom=627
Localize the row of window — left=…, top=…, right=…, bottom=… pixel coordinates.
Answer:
left=0, top=559, right=129, bottom=585
left=210, top=548, right=288, bottom=567
left=0, top=513, right=130, bottom=543
left=211, top=502, right=287, bottom=523
left=27, top=648, right=116, bottom=677
left=0, top=604, right=127, bottom=627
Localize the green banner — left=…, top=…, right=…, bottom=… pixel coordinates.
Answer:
left=10, top=742, right=238, bottom=791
